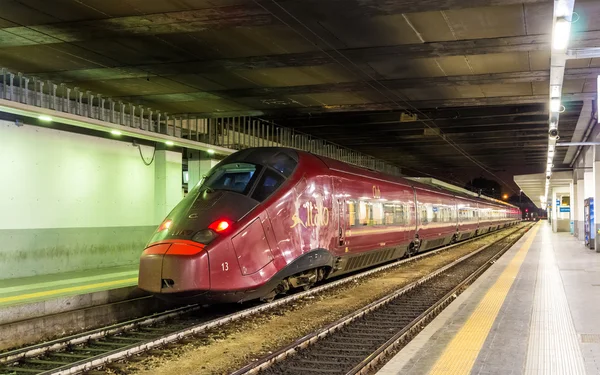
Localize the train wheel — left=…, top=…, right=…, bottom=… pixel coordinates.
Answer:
left=260, top=291, right=277, bottom=303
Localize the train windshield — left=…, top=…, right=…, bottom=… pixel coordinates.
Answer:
left=200, top=163, right=261, bottom=195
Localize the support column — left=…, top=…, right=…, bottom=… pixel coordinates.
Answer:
left=570, top=180, right=576, bottom=235
left=552, top=189, right=558, bottom=233
left=594, top=146, right=600, bottom=251
left=576, top=178, right=585, bottom=239
left=155, top=148, right=183, bottom=223
left=188, top=150, right=219, bottom=189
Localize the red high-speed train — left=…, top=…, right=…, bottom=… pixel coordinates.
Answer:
left=138, top=148, right=520, bottom=303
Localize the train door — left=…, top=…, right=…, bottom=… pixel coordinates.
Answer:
left=337, top=199, right=346, bottom=248
left=231, top=214, right=274, bottom=275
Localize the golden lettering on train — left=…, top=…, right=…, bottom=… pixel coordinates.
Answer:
left=290, top=201, right=330, bottom=228
left=373, top=185, right=381, bottom=199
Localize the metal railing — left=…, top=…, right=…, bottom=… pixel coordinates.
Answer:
left=0, top=67, right=401, bottom=175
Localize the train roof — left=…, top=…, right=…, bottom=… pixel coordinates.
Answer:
left=227, top=148, right=519, bottom=210
left=407, top=178, right=518, bottom=208
left=301, top=150, right=519, bottom=210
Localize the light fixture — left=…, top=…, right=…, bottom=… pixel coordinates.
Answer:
left=207, top=149, right=215, bottom=155
left=553, top=17, right=571, bottom=50
left=165, top=141, right=174, bottom=146
left=550, top=98, right=561, bottom=113
left=38, top=115, right=52, bottom=122
left=111, top=129, right=122, bottom=136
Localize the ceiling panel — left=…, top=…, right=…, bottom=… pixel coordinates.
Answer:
left=466, top=52, right=531, bottom=74
left=442, top=5, right=526, bottom=39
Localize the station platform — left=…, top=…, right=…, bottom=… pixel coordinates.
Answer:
left=377, top=222, right=600, bottom=375
left=0, top=265, right=138, bottom=308
left=0, top=265, right=155, bottom=351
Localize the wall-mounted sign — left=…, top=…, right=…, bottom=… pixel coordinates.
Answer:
left=560, top=207, right=570, bottom=213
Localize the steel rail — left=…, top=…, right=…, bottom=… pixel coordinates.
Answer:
left=230, top=224, right=532, bottom=375
left=0, top=223, right=523, bottom=375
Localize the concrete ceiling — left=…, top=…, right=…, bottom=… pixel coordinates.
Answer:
left=1, top=0, right=599, bottom=192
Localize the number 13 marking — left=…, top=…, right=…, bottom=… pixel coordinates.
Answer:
left=221, top=262, right=229, bottom=271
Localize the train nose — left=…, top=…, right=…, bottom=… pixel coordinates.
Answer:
left=138, top=242, right=210, bottom=293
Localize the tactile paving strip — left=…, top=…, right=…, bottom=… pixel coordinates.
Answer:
left=524, top=230, right=586, bottom=375
left=580, top=334, right=600, bottom=344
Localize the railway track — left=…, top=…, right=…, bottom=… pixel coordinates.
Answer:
left=232, top=223, right=533, bottom=375
left=0, top=224, right=528, bottom=375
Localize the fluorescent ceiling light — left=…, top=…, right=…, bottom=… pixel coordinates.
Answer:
left=110, top=129, right=122, bottom=136
left=38, top=115, right=52, bottom=122
left=550, top=98, right=561, bottom=113
left=553, top=18, right=571, bottom=50
left=165, top=141, right=174, bottom=146
left=207, top=149, right=215, bottom=155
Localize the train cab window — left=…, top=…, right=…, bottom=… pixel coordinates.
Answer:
left=251, top=169, right=286, bottom=202
left=268, top=153, right=297, bottom=177
left=202, top=163, right=261, bottom=194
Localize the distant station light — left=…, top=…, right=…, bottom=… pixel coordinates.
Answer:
left=503, top=194, right=508, bottom=200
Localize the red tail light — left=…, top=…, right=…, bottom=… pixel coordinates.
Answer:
left=209, top=219, right=232, bottom=233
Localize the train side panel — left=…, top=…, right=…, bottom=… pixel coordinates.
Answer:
left=333, top=174, right=415, bottom=255
left=456, top=196, right=479, bottom=240
left=414, top=188, right=458, bottom=251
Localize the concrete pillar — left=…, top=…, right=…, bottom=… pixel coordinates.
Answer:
left=570, top=180, right=576, bottom=235
left=188, top=150, right=219, bottom=189
left=594, top=146, right=600, bottom=251
left=155, top=149, right=183, bottom=223
left=552, top=189, right=558, bottom=233
left=576, top=178, right=585, bottom=239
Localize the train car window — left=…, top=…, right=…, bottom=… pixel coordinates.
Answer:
left=371, top=203, right=384, bottom=225
left=202, top=163, right=261, bottom=194
left=347, top=201, right=357, bottom=226
left=358, top=201, right=369, bottom=225
left=251, top=169, right=285, bottom=202
left=384, top=204, right=395, bottom=225
left=420, top=205, right=428, bottom=225
left=397, top=204, right=406, bottom=224
left=432, top=206, right=439, bottom=223
left=269, top=152, right=297, bottom=177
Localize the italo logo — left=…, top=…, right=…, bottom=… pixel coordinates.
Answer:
left=291, top=200, right=330, bottom=228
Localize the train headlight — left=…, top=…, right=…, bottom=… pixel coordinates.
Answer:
left=192, top=229, right=218, bottom=244
left=192, top=219, right=233, bottom=245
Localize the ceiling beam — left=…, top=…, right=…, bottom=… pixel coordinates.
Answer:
left=30, top=31, right=600, bottom=81
left=290, top=114, right=580, bottom=132
left=195, top=92, right=594, bottom=117
left=0, top=0, right=553, bottom=49
left=345, top=139, right=567, bottom=147
left=277, top=103, right=559, bottom=125
left=207, top=69, right=600, bottom=99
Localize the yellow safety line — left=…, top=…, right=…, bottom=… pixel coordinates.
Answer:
left=428, top=223, right=540, bottom=375
left=0, top=277, right=138, bottom=304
